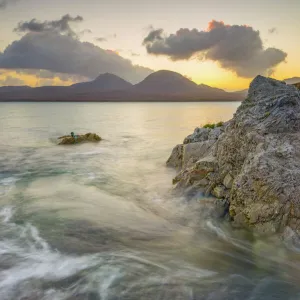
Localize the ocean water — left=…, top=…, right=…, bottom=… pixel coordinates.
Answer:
left=0, top=102, right=299, bottom=300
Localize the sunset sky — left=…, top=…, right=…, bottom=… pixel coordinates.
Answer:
left=0, top=0, right=299, bottom=90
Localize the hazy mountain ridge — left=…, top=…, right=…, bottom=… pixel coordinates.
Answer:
left=0, top=70, right=244, bottom=101
left=284, top=77, right=300, bottom=84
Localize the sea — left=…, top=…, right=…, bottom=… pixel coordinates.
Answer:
left=0, top=102, right=299, bottom=300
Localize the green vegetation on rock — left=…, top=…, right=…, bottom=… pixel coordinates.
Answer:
left=203, top=121, right=224, bottom=129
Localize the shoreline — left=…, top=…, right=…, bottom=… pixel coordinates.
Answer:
left=0, top=99, right=242, bottom=103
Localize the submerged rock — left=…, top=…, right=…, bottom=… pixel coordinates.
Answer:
left=58, top=133, right=102, bottom=145
left=167, top=75, right=300, bottom=236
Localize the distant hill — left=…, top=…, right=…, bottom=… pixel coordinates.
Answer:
left=284, top=77, right=300, bottom=84
left=0, top=70, right=245, bottom=102
left=71, top=73, right=132, bottom=91
left=134, top=70, right=199, bottom=94
left=0, top=86, right=32, bottom=94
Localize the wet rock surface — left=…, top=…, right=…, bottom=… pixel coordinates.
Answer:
left=58, top=133, right=102, bottom=145
left=167, top=76, right=300, bottom=236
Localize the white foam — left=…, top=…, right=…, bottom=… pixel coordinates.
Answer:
left=0, top=207, right=14, bottom=223
left=0, top=177, right=17, bottom=186
left=73, top=149, right=106, bottom=156
left=205, top=220, right=229, bottom=240
left=0, top=177, right=18, bottom=196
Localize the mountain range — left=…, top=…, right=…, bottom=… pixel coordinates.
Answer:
left=284, top=77, right=300, bottom=84
left=0, top=70, right=248, bottom=102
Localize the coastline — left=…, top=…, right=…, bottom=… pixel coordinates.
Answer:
left=0, top=99, right=242, bottom=103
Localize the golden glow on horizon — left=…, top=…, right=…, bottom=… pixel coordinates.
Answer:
left=1, top=34, right=299, bottom=91
left=0, top=70, right=75, bottom=87
left=0, top=0, right=299, bottom=90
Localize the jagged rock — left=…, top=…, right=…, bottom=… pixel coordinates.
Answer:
left=183, top=126, right=224, bottom=144
left=166, top=144, right=183, bottom=169
left=167, top=126, right=222, bottom=170
left=293, top=82, right=300, bottom=90
left=223, top=174, right=233, bottom=189
left=212, top=185, right=226, bottom=199
left=167, top=75, right=300, bottom=236
left=58, top=133, right=102, bottom=145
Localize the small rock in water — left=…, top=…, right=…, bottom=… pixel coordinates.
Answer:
left=58, top=133, right=102, bottom=145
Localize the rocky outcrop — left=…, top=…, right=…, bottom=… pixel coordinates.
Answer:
left=58, top=133, right=102, bottom=145
left=167, top=76, right=300, bottom=236
left=294, top=82, right=300, bottom=90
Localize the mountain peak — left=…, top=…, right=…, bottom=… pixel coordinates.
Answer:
left=134, top=70, right=198, bottom=94
left=94, top=73, right=122, bottom=81
left=145, top=70, right=190, bottom=81
left=72, top=73, right=132, bottom=91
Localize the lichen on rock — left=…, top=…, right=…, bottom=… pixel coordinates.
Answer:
left=167, top=75, right=300, bottom=236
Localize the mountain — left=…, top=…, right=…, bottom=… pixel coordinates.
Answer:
left=134, top=70, right=199, bottom=94
left=0, top=86, right=32, bottom=94
left=284, top=77, right=300, bottom=84
left=71, top=73, right=132, bottom=91
left=0, top=70, right=245, bottom=102
left=132, top=70, right=242, bottom=100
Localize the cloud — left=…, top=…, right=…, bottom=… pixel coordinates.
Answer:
left=268, top=27, right=278, bottom=34
left=14, top=14, right=84, bottom=38
left=80, top=29, right=92, bottom=35
left=95, top=37, right=107, bottom=42
left=0, top=75, right=25, bottom=86
left=0, top=0, right=19, bottom=10
left=143, top=20, right=287, bottom=78
left=130, top=51, right=140, bottom=57
left=95, top=34, right=117, bottom=43
left=0, top=32, right=153, bottom=83
left=143, top=29, right=163, bottom=44
left=14, top=69, right=87, bottom=82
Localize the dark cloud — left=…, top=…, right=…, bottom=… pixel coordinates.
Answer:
left=95, top=37, right=107, bottom=42
left=143, top=29, right=163, bottom=44
left=0, top=0, right=19, bottom=10
left=143, top=20, right=287, bottom=78
left=14, top=14, right=84, bottom=38
left=80, top=29, right=92, bottom=35
left=268, top=27, right=278, bottom=34
left=95, top=34, right=117, bottom=43
left=0, top=32, right=152, bottom=83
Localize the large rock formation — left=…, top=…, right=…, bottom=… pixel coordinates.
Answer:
left=167, top=76, right=300, bottom=236
left=58, top=133, right=101, bottom=145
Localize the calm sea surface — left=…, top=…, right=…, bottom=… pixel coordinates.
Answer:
left=0, top=102, right=299, bottom=300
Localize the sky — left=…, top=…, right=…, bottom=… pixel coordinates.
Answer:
left=0, top=0, right=299, bottom=90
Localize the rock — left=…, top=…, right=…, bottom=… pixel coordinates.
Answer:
left=183, top=126, right=223, bottom=144
left=223, top=174, right=233, bottom=189
left=214, top=198, right=230, bottom=218
left=212, top=185, right=226, bottom=198
left=166, top=144, right=183, bottom=169
left=167, top=126, right=222, bottom=170
left=58, top=133, right=101, bottom=145
left=167, top=75, right=300, bottom=236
